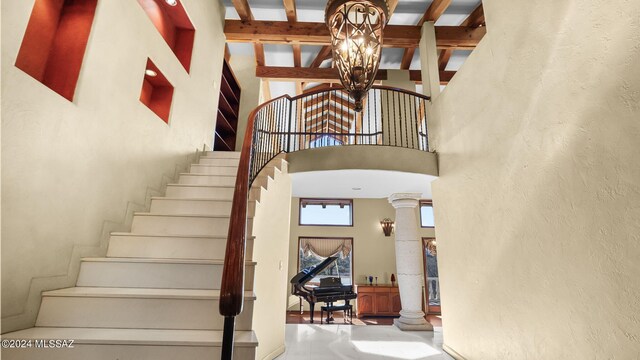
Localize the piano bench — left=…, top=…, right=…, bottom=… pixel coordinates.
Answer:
left=320, top=304, right=353, bottom=324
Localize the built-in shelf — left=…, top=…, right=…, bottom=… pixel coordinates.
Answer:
left=15, top=0, right=98, bottom=101
left=137, top=0, right=195, bottom=73
left=214, top=59, right=241, bottom=152
left=140, top=58, right=174, bottom=124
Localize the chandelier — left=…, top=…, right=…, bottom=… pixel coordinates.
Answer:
left=325, top=0, right=389, bottom=112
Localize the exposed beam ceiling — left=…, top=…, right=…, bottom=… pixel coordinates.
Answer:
left=310, top=46, right=333, bottom=68
left=438, top=49, right=453, bottom=71
left=230, top=0, right=267, bottom=85
left=401, top=0, right=454, bottom=70
left=257, top=66, right=455, bottom=85
left=422, top=0, right=453, bottom=24
left=283, top=0, right=297, bottom=23
left=283, top=0, right=302, bottom=93
left=231, top=0, right=253, bottom=21
left=400, top=48, right=416, bottom=70
left=224, top=20, right=486, bottom=50
left=461, top=4, right=485, bottom=28
left=257, top=66, right=388, bottom=83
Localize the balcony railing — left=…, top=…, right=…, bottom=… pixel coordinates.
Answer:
left=219, top=85, right=430, bottom=359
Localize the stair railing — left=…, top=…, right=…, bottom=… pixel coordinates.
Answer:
left=219, top=86, right=430, bottom=359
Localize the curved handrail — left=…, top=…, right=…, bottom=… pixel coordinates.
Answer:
left=218, top=86, right=430, bottom=359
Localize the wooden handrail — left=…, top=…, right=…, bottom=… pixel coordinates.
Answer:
left=218, top=86, right=430, bottom=359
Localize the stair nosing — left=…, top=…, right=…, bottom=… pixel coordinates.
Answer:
left=151, top=197, right=234, bottom=202
left=133, top=213, right=254, bottom=219
left=81, top=257, right=257, bottom=266
left=42, top=287, right=257, bottom=300
left=166, top=184, right=235, bottom=188
left=179, top=173, right=236, bottom=177
left=109, top=233, right=256, bottom=240
left=190, top=164, right=240, bottom=168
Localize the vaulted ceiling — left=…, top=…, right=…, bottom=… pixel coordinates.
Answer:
left=222, top=0, right=486, bottom=99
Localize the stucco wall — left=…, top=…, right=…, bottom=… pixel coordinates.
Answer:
left=428, top=0, right=640, bottom=358
left=250, top=160, right=292, bottom=360
left=287, top=197, right=436, bottom=311
left=229, top=55, right=260, bottom=152
left=1, top=0, right=226, bottom=332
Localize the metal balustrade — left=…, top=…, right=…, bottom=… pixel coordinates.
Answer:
left=219, top=85, right=431, bottom=360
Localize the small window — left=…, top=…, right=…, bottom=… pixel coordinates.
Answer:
left=299, top=237, right=353, bottom=286
left=299, top=199, right=353, bottom=226
left=420, top=201, right=435, bottom=228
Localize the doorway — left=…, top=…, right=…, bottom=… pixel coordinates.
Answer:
left=422, top=237, right=441, bottom=314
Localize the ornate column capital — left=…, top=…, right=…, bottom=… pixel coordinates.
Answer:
left=388, top=193, right=422, bottom=209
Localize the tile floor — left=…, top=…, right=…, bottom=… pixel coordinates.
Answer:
left=274, top=324, right=453, bottom=360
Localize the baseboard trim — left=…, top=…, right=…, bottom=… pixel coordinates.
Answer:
left=443, top=344, right=467, bottom=360
left=261, top=344, right=286, bottom=360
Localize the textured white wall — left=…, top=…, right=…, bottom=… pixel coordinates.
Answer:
left=428, top=0, right=640, bottom=358
left=250, top=160, right=292, bottom=360
left=1, top=0, right=226, bottom=332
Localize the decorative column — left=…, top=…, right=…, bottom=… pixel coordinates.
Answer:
left=389, top=193, right=433, bottom=331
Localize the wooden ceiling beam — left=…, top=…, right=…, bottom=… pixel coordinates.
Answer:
left=283, top=0, right=297, bottom=23
left=422, top=0, right=452, bottom=24
left=310, top=46, right=333, bottom=68
left=257, top=66, right=455, bottom=85
left=231, top=0, right=254, bottom=21
left=225, top=20, right=485, bottom=49
left=256, top=66, right=388, bottom=83
left=400, top=48, right=416, bottom=70
left=461, top=3, right=485, bottom=28
left=400, top=0, right=453, bottom=70
left=438, top=49, right=453, bottom=71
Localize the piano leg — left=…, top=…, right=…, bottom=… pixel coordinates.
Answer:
left=309, top=302, right=315, bottom=324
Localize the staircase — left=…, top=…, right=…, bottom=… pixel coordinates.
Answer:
left=2, top=151, right=261, bottom=360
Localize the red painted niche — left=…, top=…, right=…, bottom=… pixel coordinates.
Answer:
left=137, top=0, right=195, bottom=73
left=15, top=0, right=98, bottom=101
left=140, top=59, right=174, bottom=124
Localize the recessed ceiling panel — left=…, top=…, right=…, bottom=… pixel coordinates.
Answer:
left=388, top=0, right=433, bottom=25
left=249, top=0, right=287, bottom=21
left=265, top=44, right=295, bottom=66
left=436, top=0, right=482, bottom=25
left=301, top=45, right=324, bottom=67
left=227, top=43, right=255, bottom=57
left=296, top=0, right=327, bottom=23
left=269, top=81, right=297, bottom=98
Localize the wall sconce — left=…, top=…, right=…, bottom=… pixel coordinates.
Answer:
left=380, top=218, right=394, bottom=237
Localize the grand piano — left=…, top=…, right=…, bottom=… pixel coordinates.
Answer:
left=290, top=256, right=357, bottom=323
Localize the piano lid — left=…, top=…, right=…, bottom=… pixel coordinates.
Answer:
left=290, top=256, right=338, bottom=285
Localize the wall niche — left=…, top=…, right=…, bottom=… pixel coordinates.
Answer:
left=140, top=58, right=174, bottom=124
left=137, top=0, right=195, bottom=73
left=15, top=0, right=99, bottom=101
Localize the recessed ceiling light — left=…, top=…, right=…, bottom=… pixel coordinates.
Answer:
left=145, top=69, right=157, bottom=77
left=165, top=0, right=178, bottom=6
left=352, top=187, right=362, bottom=191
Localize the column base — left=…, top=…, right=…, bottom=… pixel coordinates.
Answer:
left=394, top=318, right=434, bottom=331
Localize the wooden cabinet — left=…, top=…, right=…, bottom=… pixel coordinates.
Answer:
left=214, top=59, right=240, bottom=151
left=356, top=285, right=401, bottom=317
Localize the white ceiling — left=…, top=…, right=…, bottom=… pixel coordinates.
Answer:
left=291, top=170, right=436, bottom=199
left=223, top=0, right=480, bottom=98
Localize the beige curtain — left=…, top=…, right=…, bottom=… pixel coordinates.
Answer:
left=300, top=238, right=352, bottom=258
